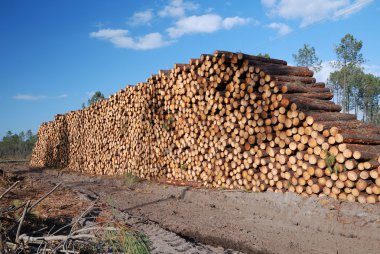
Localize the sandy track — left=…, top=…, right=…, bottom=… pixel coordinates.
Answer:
left=2, top=164, right=380, bottom=254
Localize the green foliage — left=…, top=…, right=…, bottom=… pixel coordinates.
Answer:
left=162, top=116, right=174, bottom=131
left=334, top=33, right=364, bottom=68
left=326, top=33, right=380, bottom=124
left=168, top=116, right=174, bottom=124
left=292, top=44, right=322, bottom=72
left=180, top=164, right=188, bottom=171
left=333, top=164, right=339, bottom=175
left=120, top=117, right=129, bottom=135
left=83, top=91, right=105, bottom=108
left=328, top=65, right=380, bottom=124
left=257, top=53, right=270, bottom=58
left=0, top=129, right=37, bottom=161
left=11, top=199, right=24, bottom=207
left=331, top=33, right=365, bottom=113
left=100, top=227, right=150, bottom=254
left=324, top=151, right=336, bottom=172
left=360, top=73, right=380, bottom=124
left=124, top=172, right=140, bottom=188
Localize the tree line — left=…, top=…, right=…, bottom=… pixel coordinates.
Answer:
left=0, top=130, right=37, bottom=161
left=0, top=93, right=105, bottom=162
left=292, top=34, right=380, bottom=125
left=82, top=91, right=105, bottom=108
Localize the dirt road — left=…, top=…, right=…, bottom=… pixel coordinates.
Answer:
left=1, top=162, right=380, bottom=254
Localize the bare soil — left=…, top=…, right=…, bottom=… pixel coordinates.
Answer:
left=1, top=162, right=380, bottom=254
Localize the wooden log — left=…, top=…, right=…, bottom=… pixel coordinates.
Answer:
left=213, top=50, right=288, bottom=65
left=346, top=144, right=380, bottom=161
left=282, top=96, right=342, bottom=112
left=237, top=52, right=288, bottom=65
left=281, top=92, right=333, bottom=100
left=276, top=81, right=331, bottom=94
left=260, top=66, right=314, bottom=77
left=304, top=111, right=356, bottom=122
left=318, top=120, right=376, bottom=132
left=339, top=129, right=380, bottom=145
left=271, top=75, right=316, bottom=84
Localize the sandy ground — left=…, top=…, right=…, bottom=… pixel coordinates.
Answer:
left=1, top=162, right=380, bottom=254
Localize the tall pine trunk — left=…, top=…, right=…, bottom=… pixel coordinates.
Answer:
left=343, top=70, right=347, bottom=113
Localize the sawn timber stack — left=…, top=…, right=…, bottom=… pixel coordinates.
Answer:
left=30, top=50, right=380, bottom=204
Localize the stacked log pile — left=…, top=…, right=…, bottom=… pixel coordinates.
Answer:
left=30, top=50, right=380, bottom=203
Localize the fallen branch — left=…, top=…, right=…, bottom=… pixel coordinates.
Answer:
left=16, top=200, right=30, bottom=243
left=0, top=180, right=20, bottom=200
left=71, top=226, right=118, bottom=235
left=18, top=233, right=96, bottom=244
left=51, top=201, right=98, bottom=237
left=27, top=182, right=62, bottom=213
left=69, top=202, right=97, bottom=234
left=63, top=202, right=100, bottom=253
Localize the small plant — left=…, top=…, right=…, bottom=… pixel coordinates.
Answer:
left=100, top=227, right=150, bottom=254
left=124, top=172, right=139, bottom=188
left=324, top=151, right=336, bottom=172
left=167, top=116, right=175, bottom=124
left=11, top=199, right=23, bottom=207
left=162, top=116, right=175, bottom=131
left=180, top=164, right=188, bottom=171
left=333, top=164, right=339, bottom=175
left=120, top=118, right=128, bottom=135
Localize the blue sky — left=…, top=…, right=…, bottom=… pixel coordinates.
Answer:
left=1, top=0, right=379, bottom=137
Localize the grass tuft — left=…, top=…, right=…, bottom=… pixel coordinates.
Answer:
left=180, top=164, right=188, bottom=171
left=124, top=172, right=140, bottom=188
left=100, top=227, right=150, bottom=254
left=324, top=151, right=336, bottom=172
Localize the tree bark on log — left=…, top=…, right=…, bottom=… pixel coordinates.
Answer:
left=304, top=112, right=356, bottom=122
left=282, top=96, right=342, bottom=112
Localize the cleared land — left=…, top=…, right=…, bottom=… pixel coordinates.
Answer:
left=1, top=162, right=380, bottom=254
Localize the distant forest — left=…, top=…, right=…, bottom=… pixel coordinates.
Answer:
left=0, top=130, right=37, bottom=161
left=293, top=34, right=380, bottom=125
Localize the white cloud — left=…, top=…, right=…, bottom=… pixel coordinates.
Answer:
left=56, top=94, right=68, bottom=99
left=268, top=22, right=292, bottom=36
left=134, top=33, right=173, bottom=50
left=128, top=9, right=153, bottom=26
left=314, top=61, right=335, bottom=82
left=261, top=0, right=277, bottom=7
left=90, top=29, right=173, bottom=50
left=167, top=14, right=222, bottom=38
left=167, top=14, right=251, bottom=38
left=159, top=0, right=198, bottom=18
left=333, top=0, right=374, bottom=19
left=13, top=94, right=47, bottom=101
left=13, top=94, right=68, bottom=101
left=222, top=17, right=251, bottom=29
left=262, top=0, right=373, bottom=27
left=90, top=29, right=127, bottom=39
left=92, top=1, right=252, bottom=49
left=363, top=64, right=380, bottom=77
